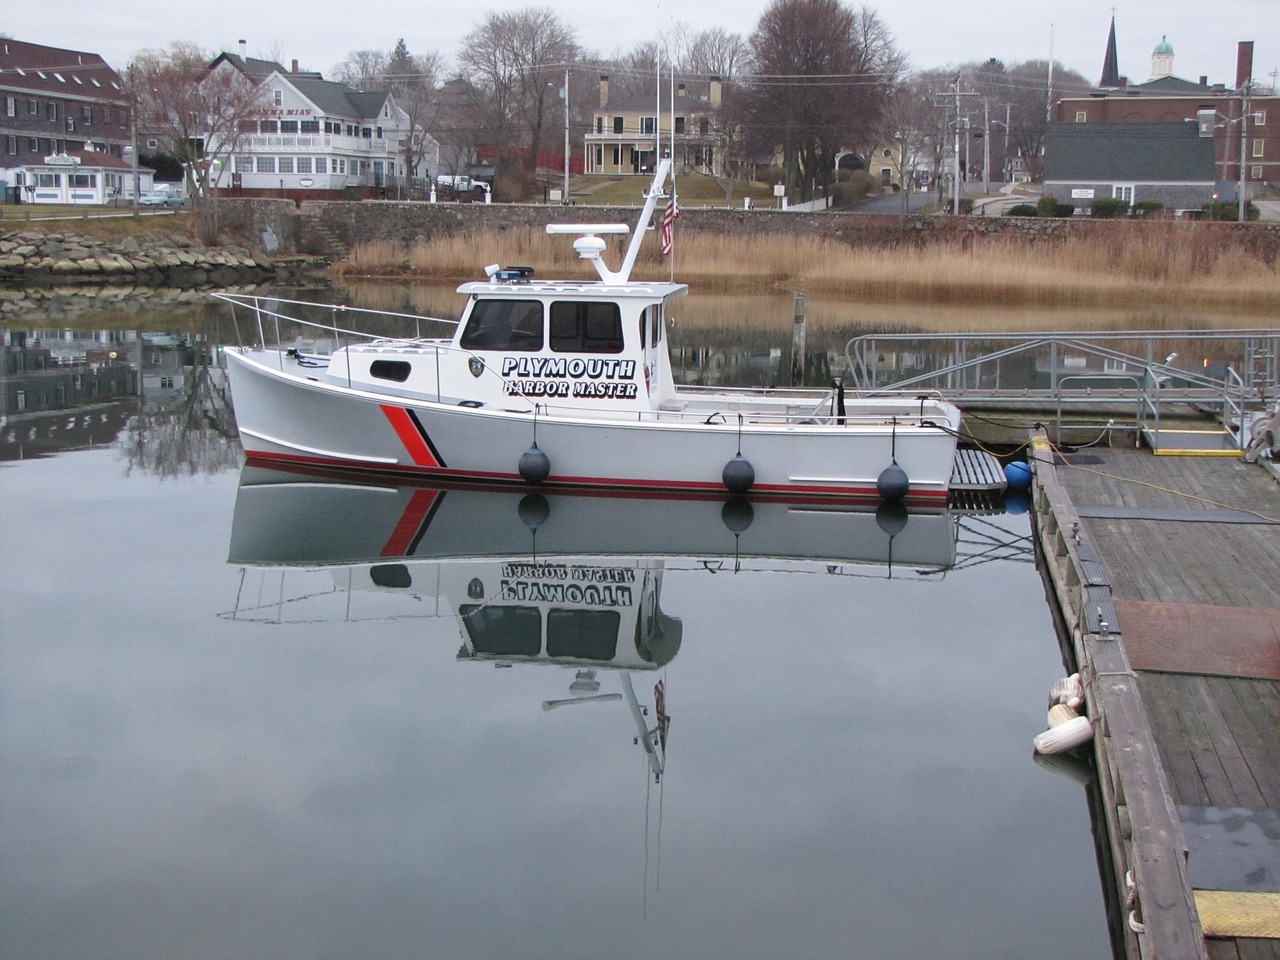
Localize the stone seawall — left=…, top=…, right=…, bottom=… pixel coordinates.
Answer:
left=207, top=196, right=1280, bottom=261
left=0, top=228, right=313, bottom=287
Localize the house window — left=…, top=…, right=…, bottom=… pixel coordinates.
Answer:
left=38, top=173, right=60, bottom=187
left=278, top=157, right=294, bottom=173
left=595, top=117, right=602, bottom=133
left=595, top=146, right=602, bottom=166
left=641, top=116, right=655, bottom=135
left=27, top=137, right=38, bottom=151
left=4, top=136, right=15, bottom=155
left=1075, top=111, right=1087, bottom=122
left=259, top=120, right=278, bottom=134
left=256, top=156, right=276, bottom=173
left=70, top=173, right=95, bottom=188
left=81, top=105, right=92, bottom=125
left=273, top=89, right=283, bottom=106
left=699, top=117, right=709, bottom=136
left=1252, top=110, right=1265, bottom=126
left=612, top=116, right=623, bottom=134
left=1113, top=184, right=1134, bottom=203
left=300, top=120, right=319, bottom=133
left=280, top=120, right=298, bottom=133
left=362, top=127, right=372, bottom=139
left=234, top=155, right=252, bottom=173
left=297, top=156, right=312, bottom=174
left=1251, top=165, right=1262, bottom=179
left=612, top=146, right=621, bottom=165
left=1251, top=139, right=1264, bottom=158
left=315, top=157, right=327, bottom=173
left=675, top=116, right=685, bottom=134
left=27, top=99, right=37, bottom=114
left=4, top=96, right=14, bottom=117
left=46, top=102, right=56, bottom=121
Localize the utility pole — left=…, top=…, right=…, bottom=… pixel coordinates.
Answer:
left=562, top=66, right=570, bottom=204
left=982, top=99, right=991, bottom=196
left=952, top=80, right=961, bottom=214
left=1238, top=79, right=1252, bottom=223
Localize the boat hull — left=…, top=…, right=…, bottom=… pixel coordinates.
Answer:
left=225, top=347, right=959, bottom=504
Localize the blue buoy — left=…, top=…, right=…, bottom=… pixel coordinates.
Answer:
left=1004, top=460, right=1032, bottom=491
left=1003, top=490, right=1030, bottom=515
left=722, top=454, right=755, bottom=495
left=877, top=461, right=909, bottom=501
left=519, top=443, right=550, bottom=484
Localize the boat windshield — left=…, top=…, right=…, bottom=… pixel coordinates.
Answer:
left=459, top=300, right=544, bottom=352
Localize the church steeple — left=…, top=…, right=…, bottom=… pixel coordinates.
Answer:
left=1099, top=15, right=1121, bottom=87
left=1150, top=35, right=1174, bottom=80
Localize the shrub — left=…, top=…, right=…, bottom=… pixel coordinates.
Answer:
left=1050, top=203, right=1076, bottom=217
left=1006, top=204, right=1039, bottom=217
left=1090, top=198, right=1130, bottom=218
left=1202, top=200, right=1259, bottom=221
left=1036, top=194, right=1059, bottom=217
left=1133, top=200, right=1165, bottom=217
left=832, top=169, right=876, bottom=206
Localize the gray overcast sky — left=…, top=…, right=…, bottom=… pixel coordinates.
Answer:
left=9, top=1, right=1275, bottom=89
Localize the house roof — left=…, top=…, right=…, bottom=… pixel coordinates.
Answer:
left=1044, top=122, right=1216, bottom=182
left=209, top=52, right=290, bottom=82
left=280, top=74, right=391, bottom=121
left=0, top=38, right=126, bottom=103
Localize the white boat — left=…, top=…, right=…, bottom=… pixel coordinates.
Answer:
left=218, top=159, right=962, bottom=504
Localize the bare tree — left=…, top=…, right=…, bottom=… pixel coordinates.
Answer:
left=331, top=50, right=390, bottom=90
left=384, top=38, right=445, bottom=196
left=741, top=0, right=903, bottom=201
left=880, top=74, right=944, bottom=212
left=129, top=43, right=268, bottom=243
left=458, top=7, right=579, bottom=195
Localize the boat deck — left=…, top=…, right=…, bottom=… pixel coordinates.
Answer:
left=1033, top=444, right=1280, bottom=959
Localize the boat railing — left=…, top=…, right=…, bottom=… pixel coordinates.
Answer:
left=215, top=293, right=458, bottom=364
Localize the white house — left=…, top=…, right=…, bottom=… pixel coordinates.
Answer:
left=206, top=55, right=439, bottom=200
left=4, top=148, right=154, bottom=205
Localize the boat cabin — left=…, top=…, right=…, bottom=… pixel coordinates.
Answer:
left=332, top=276, right=687, bottom=416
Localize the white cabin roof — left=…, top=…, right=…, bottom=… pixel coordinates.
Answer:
left=456, top=280, right=687, bottom=300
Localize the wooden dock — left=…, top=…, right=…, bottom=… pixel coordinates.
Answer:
left=1030, top=438, right=1279, bottom=960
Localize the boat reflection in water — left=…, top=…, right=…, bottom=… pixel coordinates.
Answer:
left=226, top=465, right=996, bottom=781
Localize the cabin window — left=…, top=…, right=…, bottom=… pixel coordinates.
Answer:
left=460, top=300, right=544, bottom=351
left=549, top=302, right=623, bottom=353
left=547, top=609, right=620, bottom=660
left=460, top=605, right=542, bottom=656
left=370, top=360, right=412, bottom=382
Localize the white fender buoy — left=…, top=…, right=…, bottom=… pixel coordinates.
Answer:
left=1049, top=673, right=1083, bottom=710
left=1047, top=703, right=1080, bottom=727
left=1033, top=715, right=1093, bottom=755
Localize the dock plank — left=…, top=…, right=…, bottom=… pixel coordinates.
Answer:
left=1031, top=442, right=1280, bottom=960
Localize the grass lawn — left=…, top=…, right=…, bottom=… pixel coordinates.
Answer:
left=570, top=174, right=781, bottom=208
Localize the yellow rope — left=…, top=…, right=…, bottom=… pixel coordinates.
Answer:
left=1037, top=439, right=1280, bottom=526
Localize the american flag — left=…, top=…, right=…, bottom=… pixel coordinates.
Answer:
left=654, top=679, right=670, bottom=746
left=660, top=194, right=679, bottom=256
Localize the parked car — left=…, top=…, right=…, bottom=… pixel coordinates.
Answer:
left=138, top=190, right=186, bottom=207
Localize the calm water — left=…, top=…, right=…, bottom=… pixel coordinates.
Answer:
left=1, top=290, right=1118, bottom=960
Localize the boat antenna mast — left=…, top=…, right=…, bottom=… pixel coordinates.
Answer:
left=545, top=158, right=673, bottom=284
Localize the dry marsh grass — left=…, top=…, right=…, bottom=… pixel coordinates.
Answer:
left=334, top=221, right=1279, bottom=311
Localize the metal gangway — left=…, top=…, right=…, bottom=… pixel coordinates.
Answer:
left=845, top=330, right=1279, bottom=454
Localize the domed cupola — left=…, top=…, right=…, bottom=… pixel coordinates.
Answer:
left=1150, top=35, right=1174, bottom=80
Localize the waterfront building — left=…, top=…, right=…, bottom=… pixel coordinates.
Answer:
left=0, top=38, right=134, bottom=203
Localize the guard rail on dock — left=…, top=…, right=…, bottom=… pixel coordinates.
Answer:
left=846, top=330, right=1278, bottom=452
left=1030, top=431, right=1208, bottom=960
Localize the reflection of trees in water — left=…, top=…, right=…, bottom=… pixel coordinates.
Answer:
left=120, top=322, right=241, bottom=479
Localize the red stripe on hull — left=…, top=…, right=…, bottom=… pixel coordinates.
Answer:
left=379, top=404, right=440, bottom=467
left=241, top=450, right=950, bottom=506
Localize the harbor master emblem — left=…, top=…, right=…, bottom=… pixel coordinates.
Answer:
left=469, top=357, right=485, bottom=378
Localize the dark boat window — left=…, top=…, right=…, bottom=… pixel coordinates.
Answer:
left=547, top=609, right=620, bottom=660
left=370, top=564, right=412, bottom=588
left=549, top=302, right=623, bottom=353
left=639, top=305, right=662, bottom=348
left=370, top=360, right=412, bottom=382
left=460, top=604, right=541, bottom=656
left=460, top=300, right=544, bottom=351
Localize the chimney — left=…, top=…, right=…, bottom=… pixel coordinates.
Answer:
left=239, top=39, right=247, bottom=58
left=677, top=82, right=686, bottom=97
left=709, top=75, right=722, bottom=107
left=1235, top=41, right=1254, bottom=90
left=599, top=74, right=609, bottom=109
left=291, top=59, right=299, bottom=74
left=1200, top=75, right=1208, bottom=86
